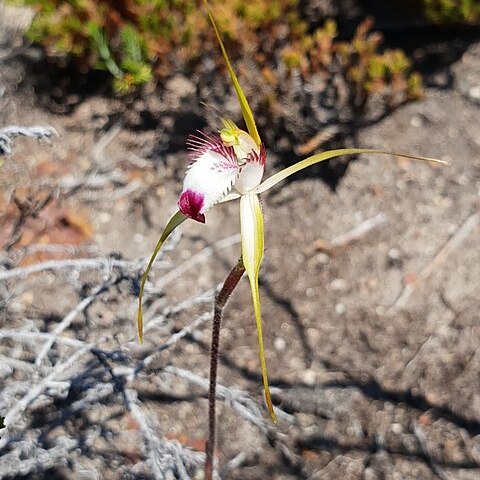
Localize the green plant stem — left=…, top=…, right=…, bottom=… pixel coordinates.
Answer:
left=205, top=258, right=245, bottom=480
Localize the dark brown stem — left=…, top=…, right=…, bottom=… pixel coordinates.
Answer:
left=205, top=258, right=245, bottom=480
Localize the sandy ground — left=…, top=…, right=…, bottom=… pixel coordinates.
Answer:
left=0, top=7, right=479, bottom=479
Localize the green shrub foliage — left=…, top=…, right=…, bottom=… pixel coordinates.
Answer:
left=18, top=0, right=422, bottom=102
left=423, top=0, right=480, bottom=24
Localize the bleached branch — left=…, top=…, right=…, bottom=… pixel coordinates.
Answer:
left=0, top=255, right=166, bottom=282
left=35, top=279, right=114, bottom=367
left=0, top=346, right=90, bottom=449
left=0, top=125, right=58, bottom=155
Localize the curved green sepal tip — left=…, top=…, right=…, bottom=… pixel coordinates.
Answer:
left=137, top=210, right=187, bottom=343
left=254, top=148, right=449, bottom=194
left=203, top=0, right=261, bottom=146
left=240, top=194, right=277, bottom=423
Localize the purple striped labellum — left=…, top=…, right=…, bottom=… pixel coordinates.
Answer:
left=177, top=124, right=266, bottom=223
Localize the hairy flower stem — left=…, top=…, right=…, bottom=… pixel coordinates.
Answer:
left=205, top=258, right=245, bottom=480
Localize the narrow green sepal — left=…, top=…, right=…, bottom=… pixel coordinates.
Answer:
left=203, top=0, right=261, bottom=146
left=254, top=148, right=449, bottom=194
left=137, top=210, right=187, bottom=343
left=240, top=193, right=277, bottom=422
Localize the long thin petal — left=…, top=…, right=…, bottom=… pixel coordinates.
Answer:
left=203, top=0, right=261, bottom=146
left=137, top=210, right=187, bottom=343
left=254, top=148, right=449, bottom=194
left=240, top=193, right=277, bottom=422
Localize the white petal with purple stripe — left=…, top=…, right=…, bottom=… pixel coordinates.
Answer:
left=178, top=133, right=239, bottom=222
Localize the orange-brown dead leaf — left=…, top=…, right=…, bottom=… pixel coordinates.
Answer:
left=165, top=433, right=209, bottom=453
left=0, top=197, right=94, bottom=263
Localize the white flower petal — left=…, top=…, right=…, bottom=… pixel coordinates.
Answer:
left=178, top=145, right=239, bottom=222
left=235, top=144, right=266, bottom=194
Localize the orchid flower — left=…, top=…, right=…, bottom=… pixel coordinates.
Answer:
left=137, top=0, right=447, bottom=423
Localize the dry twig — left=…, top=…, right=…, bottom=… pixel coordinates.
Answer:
left=314, top=212, right=387, bottom=253
left=0, top=125, right=57, bottom=155
left=388, top=211, right=479, bottom=314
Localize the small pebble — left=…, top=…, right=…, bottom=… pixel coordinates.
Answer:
left=330, top=278, right=347, bottom=291
left=387, top=247, right=402, bottom=268
left=274, top=337, right=286, bottom=351
left=468, top=85, right=480, bottom=100
left=315, top=252, right=330, bottom=264
left=335, top=303, right=346, bottom=315
left=391, top=423, right=403, bottom=434
left=410, top=115, right=423, bottom=127
left=301, top=369, right=316, bottom=386
left=98, top=212, right=111, bottom=223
